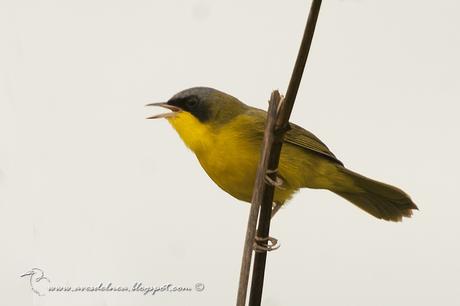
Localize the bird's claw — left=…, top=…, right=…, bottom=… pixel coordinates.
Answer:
left=253, top=235, right=280, bottom=252
left=264, top=169, right=285, bottom=189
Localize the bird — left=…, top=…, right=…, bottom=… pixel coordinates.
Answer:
left=147, top=87, right=418, bottom=222
left=20, top=268, right=50, bottom=296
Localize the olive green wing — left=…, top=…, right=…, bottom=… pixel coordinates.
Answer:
left=284, top=122, right=343, bottom=166
left=243, top=108, right=343, bottom=166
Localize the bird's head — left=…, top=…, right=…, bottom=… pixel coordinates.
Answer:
left=147, top=87, right=247, bottom=125
left=147, top=87, right=248, bottom=152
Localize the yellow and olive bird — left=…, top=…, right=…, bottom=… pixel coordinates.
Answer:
left=148, top=87, right=417, bottom=221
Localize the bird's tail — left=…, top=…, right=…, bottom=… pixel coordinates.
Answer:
left=332, top=167, right=418, bottom=222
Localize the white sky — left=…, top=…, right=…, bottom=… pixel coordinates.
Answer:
left=1, top=1, right=459, bottom=305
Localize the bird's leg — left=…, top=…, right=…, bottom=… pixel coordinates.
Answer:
left=264, top=168, right=285, bottom=190
left=255, top=173, right=284, bottom=252
left=271, top=202, right=283, bottom=219
left=253, top=236, right=280, bottom=253
left=252, top=202, right=282, bottom=252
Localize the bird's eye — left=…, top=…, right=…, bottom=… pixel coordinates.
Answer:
left=186, top=98, right=198, bottom=108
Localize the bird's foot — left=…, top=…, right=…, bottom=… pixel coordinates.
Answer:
left=253, top=235, right=280, bottom=253
left=265, top=169, right=285, bottom=190
left=274, top=123, right=291, bottom=136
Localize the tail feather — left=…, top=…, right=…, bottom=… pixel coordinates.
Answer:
left=334, top=167, right=418, bottom=222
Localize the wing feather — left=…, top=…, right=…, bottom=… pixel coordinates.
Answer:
left=242, top=108, right=343, bottom=166
left=284, top=123, right=343, bottom=165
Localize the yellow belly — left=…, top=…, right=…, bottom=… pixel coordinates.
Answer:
left=195, top=138, right=343, bottom=203
left=167, top=111, right=344, bottom=204
left=195, top=137, right=297, bottom=203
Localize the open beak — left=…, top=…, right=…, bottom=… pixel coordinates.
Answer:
left=145, top=102, right=182, bottom=119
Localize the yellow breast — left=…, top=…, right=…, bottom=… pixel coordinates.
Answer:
left=166, top=112, right=296, bottom=203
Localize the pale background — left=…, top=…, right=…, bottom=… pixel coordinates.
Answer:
left=1, top=0, right=459, bottom=305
